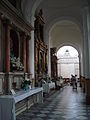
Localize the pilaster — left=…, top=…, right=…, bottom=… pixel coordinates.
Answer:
left=5, top=19, right=11, bottom=73
left=82, top=6, right=90, bottom=78
left=5, top=19, right=11, bottom=93
left=85, top=79, right=90, bottom=104
left=22, top=32, right=26, bottom=72
left=26, top=35, right=30, bottom=73
left=82, top=6, right=90, bottom=104
left=0, top=13, right=2, bottom=71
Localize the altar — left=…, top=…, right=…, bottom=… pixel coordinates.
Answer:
left=0, top=87, right=43, bottom=120
left=0, top=0, right=34, bottom=95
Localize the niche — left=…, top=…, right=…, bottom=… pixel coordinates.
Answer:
left=10, top=29, right=19, bottom=58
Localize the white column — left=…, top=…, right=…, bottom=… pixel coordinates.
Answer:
left=82, top=6, right=90, bottom=103
left=30, top=31, right=34, bottom=78
left=82, top=6, right=90, bottom=78
left=87, top=7, right=90, bottom=77
left=48, top=35, right=51, bottom=77
left=30, top=14, right=35, bottom=78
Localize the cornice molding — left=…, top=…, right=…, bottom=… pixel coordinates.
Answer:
left=0, top=0, right=34, bottom=34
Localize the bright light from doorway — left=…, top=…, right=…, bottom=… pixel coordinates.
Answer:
left=57, top=46, right=79, bottom=78
left=57, top=46, right=78, bottom=58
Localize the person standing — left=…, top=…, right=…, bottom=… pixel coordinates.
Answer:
left=71, top=75, right=77, bottom=89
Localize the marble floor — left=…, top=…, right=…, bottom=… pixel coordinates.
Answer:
left=16, top=85, right=90, bottom=120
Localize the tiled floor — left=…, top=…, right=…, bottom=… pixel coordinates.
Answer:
left=16, top=85, right=90, bottom=120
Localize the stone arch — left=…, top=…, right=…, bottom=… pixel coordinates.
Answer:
left=48, top=19, right=83, bottom=60
left=56, top=43, right=80, bottom=57
left=45, top=17, right=83, bottom=45
left=47, top=18, right=83, bottom=77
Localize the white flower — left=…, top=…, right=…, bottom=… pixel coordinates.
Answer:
left=10, top=56, right=24, bottom=70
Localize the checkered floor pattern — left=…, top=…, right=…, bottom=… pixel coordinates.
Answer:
left=17, top=85, right=90, bottom=120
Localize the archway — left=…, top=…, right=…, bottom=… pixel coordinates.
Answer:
left=48, top=20, right=83, bottom=78
left=57, top=46, right=79, bottom=79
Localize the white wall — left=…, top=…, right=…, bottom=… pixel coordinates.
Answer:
left=58, top=63, right=79, bottom=78
left=49, top=20, right=83, bottom=77
left=60, top=64, right=75, bottom=78
left=57, top=46, right=79, bottom=78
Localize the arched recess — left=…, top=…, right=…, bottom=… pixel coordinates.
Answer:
left=45, top=16, right=83, bottom=45
left=57, top=42, right=80, bottom=56
left=10, top=29, right=19, bottom=58
left=21, top=1, right=84, bottom=78
left=48, top=19, right=83, bottom=77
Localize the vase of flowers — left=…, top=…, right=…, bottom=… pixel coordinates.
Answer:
left=21, top=77, right=31, bottom=91
left=24, top=80, right=31, bottom=91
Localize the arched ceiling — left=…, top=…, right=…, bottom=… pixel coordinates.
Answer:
left=21, top=0, right=42, bottom=23
left=21, top=0, right=36, bottom=22
left=21, top=0, right=87, bottom=52
left=37, top=0, right=87, bottom=28
left=21, top=0, right=88, bottom=27
left=50, top=20, right=82, bottom=54
left=21, top=0, right=88, bottom=76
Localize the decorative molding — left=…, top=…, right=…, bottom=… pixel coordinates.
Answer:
left=0, top=0, right=33, bottom=34
left=34, top=9, right=48, bottom=86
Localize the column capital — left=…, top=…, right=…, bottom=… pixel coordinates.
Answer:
left=82, top=5, right=90, bottom=13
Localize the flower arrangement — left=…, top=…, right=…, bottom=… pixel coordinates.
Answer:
left=21, top=77, right=31, bottom=90
left=10, top=56, right=24, bottom=71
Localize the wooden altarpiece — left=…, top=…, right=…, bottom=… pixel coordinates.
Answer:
left=34, top=9, right=48, bottom=86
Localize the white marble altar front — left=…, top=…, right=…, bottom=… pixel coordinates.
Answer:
left=0, top=87, right=43, bottom=120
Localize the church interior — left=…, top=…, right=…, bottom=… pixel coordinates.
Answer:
left=0, top=0, right=90, bottom=120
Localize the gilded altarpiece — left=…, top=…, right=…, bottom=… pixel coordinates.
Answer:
left=34, top=9, right=48, bottom=86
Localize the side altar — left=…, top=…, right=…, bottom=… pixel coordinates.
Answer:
left=0, top=87, right=43, bottom=120
left=0, top=1, right=43, bottom=119
left=0, top=0, right=33, bottom=94
left=34, top=9, right=48, bottom=86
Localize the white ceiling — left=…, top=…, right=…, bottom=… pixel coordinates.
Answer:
left=50, top=20, right=82, bottom=53
left=21, top=0, right=88, bottom=53
left=22, top=0, right=88, bottom=27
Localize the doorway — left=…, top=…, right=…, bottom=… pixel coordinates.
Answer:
left=57, top=46, right=79, bottom=79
